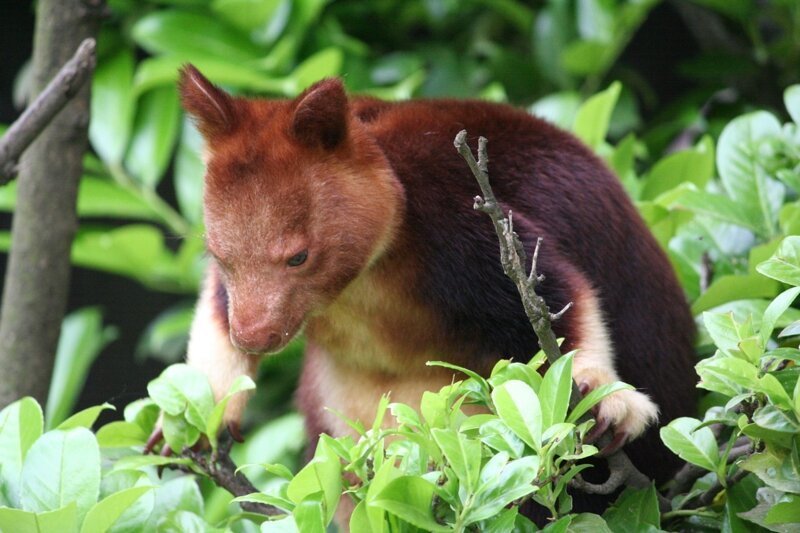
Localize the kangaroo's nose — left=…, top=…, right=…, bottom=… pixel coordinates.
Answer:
left=229, top=320, right=282, bottom=354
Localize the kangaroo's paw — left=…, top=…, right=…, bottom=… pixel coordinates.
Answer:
left=576, top=368, right=659, bottom=456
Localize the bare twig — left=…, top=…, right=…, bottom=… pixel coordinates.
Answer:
left=0, top=38, right=96, bottom=183
left=454, top=130, right=651, bottom=497
left=181, top=435, right=282, bottom=516
left=667, top=438, right=752, bottom=500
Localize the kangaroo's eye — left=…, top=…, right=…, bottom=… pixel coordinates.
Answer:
left=287, top=250, right=308, bottom=267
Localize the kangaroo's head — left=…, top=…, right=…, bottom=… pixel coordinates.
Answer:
left=180, top=66, right=403, bottom=354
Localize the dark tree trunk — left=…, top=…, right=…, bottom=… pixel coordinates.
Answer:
left=0, top=0, right=101, bottom=407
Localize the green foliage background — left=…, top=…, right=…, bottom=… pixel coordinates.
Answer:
left=2, top=0, right=800, bottom=531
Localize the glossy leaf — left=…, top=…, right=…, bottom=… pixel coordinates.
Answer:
left=79, top=486, right=152, bottom=533
left=573, top=82, right=621, bottom=148
left=57, top=403, right=114, bottom=431
left=20, top=428, right=101, bottom=524
left=89, top=48, right=135, bottom=164
left=124, top=86, right=181, bottom=188
left=370, top=477, right=450, bottom=532
left=660, top=417, right=720, bottom=472
left=538, top=352, right=574, bottom=427
left=492, top=380, right=542, bottom=451
left=0, top=397, right=43, bottom=508
left=47, top=308, right=117, bottom=430
left=431, top=428, right=481, bottom=493
left=132, top=10, right=265, bottom=63
left=717, top=111, right=783, bottom=238
left=757, top=236, right=800, bottom=286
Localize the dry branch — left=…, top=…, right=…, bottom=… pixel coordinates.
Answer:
left=0, top=38, right=96, bottom=183
left=182, top=435, right=282, bottom=516
left=454, top=130, right=652, bottom=497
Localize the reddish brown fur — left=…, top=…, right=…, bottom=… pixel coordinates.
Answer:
left=180, top=67, right=697, bottom=520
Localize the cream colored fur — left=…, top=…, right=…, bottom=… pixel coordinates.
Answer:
left=570, top=279, right=659, bottom=440
left=186, top=266, right=258, bottom=425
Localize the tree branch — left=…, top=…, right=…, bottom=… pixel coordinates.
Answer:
left=181, top=436, right=282, bottom=516
left=0, top=38, right=96, bottom=183
left=454, top=130, right=652, bottom=497
left=0, top=1, right=100, bottom=408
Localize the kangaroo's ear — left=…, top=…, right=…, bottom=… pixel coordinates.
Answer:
left=179, top=64, right=237, bottom=139
left=291, top=78, right=348, bottom=150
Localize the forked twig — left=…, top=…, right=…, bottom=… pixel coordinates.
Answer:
left=454, top=130, right=653, bottom=497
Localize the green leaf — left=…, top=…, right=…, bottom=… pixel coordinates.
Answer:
left=57, top=403, right=114, bottom=430
left=666, top=187, right=762, bottom=233
left=562, top=40, right=612, bottom=76
left=79, top=486, right=152, bottom=533
left=641, top=136, right=715, bottom=201
left=702, top=311, right=755, bottom=359
left=722, top=473, right=761, bottom=533
left=206, top=375, right=256, bottom=451
left=261, top=515, right=299, bottom=532
left=467, top=454, right=539, bottom=524
left=158, top=510, right=216, bottom=533
left=89, top=48, right=135, bottom=164
left=0, top=507, right=37, bottom=533
left=0, top=503, right=79, bottom=533
left=282, top=48, right=343, bottom=95
left=760, top=287, right=800, bottom=347
left=659, top=417, right=720, bottom=472
left=785, top=85, right=800, bottom=125
left=131, top=10, right=265, bottom=63
left=572, top=82, right=621, bottom=148
left=431, top=428, right=482, bottom=493
left=766, top=494, right=800, bottom=525
left=124, top=86, right=181, bottom=188
left=0, top=177, right=161, bottom=221
left=479, top=419, right=525, bottom=459
left=752, top=405, right=799, bottom=433
left=757, top=236, right=800, bottom=286
left=292, top=494, right=326, bottom=533
left=46, top=308, right=117, bottom=429
left=95, top=421, right=149, bottom=448
left=530, top=91, right=581, bottom=129
left=286, top=436, right=341, bottom=523
left=233, top=492, right=294, bottom=513
left=174, top=119, right=205, bottom=225
left=692, top=275, right=778, bottom=315
left=603, top=485, right=660, bottom=532
left=539, top=352, right=574, bottom=427
left=20, top=428, right=101, bottom=524
left=492, top=380, right=542, bottom=451
left=696, top=355, right=759, bottom=396
left=370, top=477, right=450, bottom=532
left=717, top=111, right=783, bottom=238
left=70, top=225, right=185, bottom=291
left=147, top=364, right=215, bottom=430
left=211, top=0, right=284, bottom=33
left=0, top=397, right=43, bottom=508
left=567, top=382, right=633, bottom=423
left=133, top=55, right=284, bottom=96
left=740, top=453, right=800, bottom=493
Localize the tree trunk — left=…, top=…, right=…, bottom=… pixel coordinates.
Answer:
left=0, top=0, right=101, bottom=407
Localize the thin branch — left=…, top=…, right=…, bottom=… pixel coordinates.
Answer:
left=454, top=130, right=652, bottom=497
left=181, top=435, right=282, bottom=516
left=0, top=38, right=96, bottom=183
left=667, top=438, right=752, bottom=500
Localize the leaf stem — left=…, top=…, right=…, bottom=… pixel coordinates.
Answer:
left=107, top=162, right=191, bottom=235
